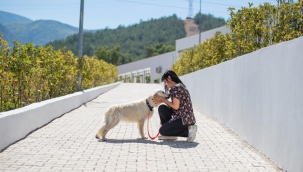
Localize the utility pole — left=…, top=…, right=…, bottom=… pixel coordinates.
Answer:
left=77, top=0, right=84, bottom=91
left=199, top=0, right=201, bottom=44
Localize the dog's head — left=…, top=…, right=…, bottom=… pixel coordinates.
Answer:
left=149, top=89, right=169, bottom=107
left=146, top=89, right=170, bottom=109
left=153, top=89, right=169, bottom=99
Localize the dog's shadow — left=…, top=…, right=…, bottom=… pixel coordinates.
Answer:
left=97, top=138, right=199, bottom=149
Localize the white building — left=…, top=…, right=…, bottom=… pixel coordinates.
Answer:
left=117, top=26, right=230, bottom=83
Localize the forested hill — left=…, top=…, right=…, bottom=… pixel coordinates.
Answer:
left=47, top=14, right=226, bottom=65
left=47, top=15, right=185, bottom=63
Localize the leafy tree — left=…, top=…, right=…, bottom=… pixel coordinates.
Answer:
left=95, top=45, right=131, bottom=65
left=0, top=34, right=12, bottom=111
left=193, top=13, right=226, bottom=32
left=145, top=43, right=175, bottom=57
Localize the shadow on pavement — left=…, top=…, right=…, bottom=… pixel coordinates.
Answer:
left=97, top=138, right=199, bottom=149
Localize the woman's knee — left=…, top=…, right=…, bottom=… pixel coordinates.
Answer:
left=158, top=104, right=171, bottom=115
left=159, top=126, right=167, bottom=136
left=158, top=104, right=167, bottom=113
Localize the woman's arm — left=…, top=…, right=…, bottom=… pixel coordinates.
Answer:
left=152, top=95, right=180, bottom=110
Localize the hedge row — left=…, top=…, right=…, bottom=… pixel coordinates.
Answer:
left=0, top=37, right=117, bottom=112
left=172, top=1, right=303, bottom=75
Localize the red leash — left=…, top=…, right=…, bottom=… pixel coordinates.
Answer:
left=147, top=117, right=160, bottom=140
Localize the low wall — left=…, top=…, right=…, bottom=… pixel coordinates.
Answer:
left=0, top=82, right=121, bottom=152
left=181, top=37, right=303, bottom=172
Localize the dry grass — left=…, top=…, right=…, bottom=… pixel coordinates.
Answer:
left=184, top=18, right=199, bottom=37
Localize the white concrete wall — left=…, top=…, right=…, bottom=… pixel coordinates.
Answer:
left=181, top=37, right=303, bottom=172
left=117, top=52, right=177, bottom=82
left=0, top=82, right=121, bottom=152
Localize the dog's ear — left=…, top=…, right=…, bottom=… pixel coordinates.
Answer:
left=153, top=91, right=159, bottom=97
left=153, top=89, right=160, bottom=95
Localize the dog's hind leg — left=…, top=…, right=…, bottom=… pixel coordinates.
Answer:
left=101, top=114, right=120, bottom=140
left=137, top=120, right=146, bottom=139
left=101, top=122, right=119, bottom=140
left=96, top=108, right=114, bottom=140
left=96, top=123, right=107, bottom=140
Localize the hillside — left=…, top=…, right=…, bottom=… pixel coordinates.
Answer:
left=184, top=19, right=199, bottom=37
left=48, top=15, right=187, bottom=63
left=0, top=11, right=79, bottom=46
left=0, top=11, right=32, bottom=25
left=4, top=20, right=78, bottom=45
left=47, top=14, right=226, bottom=65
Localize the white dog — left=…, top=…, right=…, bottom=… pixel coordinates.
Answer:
left=96, top=89, right=169, bottom=141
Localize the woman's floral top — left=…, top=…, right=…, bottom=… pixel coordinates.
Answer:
left=169, top=83, right=196, bottom=125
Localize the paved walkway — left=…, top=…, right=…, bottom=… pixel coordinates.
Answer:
left=0, top=83, right=283, bottom=172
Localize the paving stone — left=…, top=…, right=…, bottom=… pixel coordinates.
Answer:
left=0, top=83, right=283, bottom=172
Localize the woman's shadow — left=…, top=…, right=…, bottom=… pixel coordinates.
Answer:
left=98, top=138, right=199, bottom=149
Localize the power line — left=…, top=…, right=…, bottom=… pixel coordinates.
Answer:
left=0, top=0, right=276, bottom=9
left=1, top=0, right=243, bottom=14
left=114, top=0, right=230, bottom=15
left=0, top=0, right=277, bottom=18
left=199, top=1, right=241, bottom=8
left=115, top=0, right=188, bottom=10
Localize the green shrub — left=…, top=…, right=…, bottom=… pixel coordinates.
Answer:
left=172, top=1, right=303, bottom=76
left=0, top=34, right=118, bottom=112
left=145, top=75, right=151, bottom=83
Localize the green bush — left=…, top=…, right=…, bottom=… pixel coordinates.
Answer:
left=136, top=76, right=141, bottom=83
left=145, top=75, right=151, bottom=83
left=0, top=34, right=117, bottom=112
left=172, top=1, right=303, bottom=75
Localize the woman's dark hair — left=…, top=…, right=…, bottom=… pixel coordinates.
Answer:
left=161, top=70, right=185, bottom=92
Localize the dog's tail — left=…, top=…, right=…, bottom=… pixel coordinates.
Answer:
left=96, top=107, right=115, bottom=139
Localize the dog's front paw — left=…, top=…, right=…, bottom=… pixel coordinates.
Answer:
left=97, top=138, right=107, bottom=142
left=141, top=137, right=148, bottom=140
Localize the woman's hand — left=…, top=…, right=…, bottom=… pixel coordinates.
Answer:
left=152, top=95, right=164, bottom=104
left=152, top=95, right=180, bottom=110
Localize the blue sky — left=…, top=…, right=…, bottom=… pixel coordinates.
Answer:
left=0, top=0, right=277, bottom=30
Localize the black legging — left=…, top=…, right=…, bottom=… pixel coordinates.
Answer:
left=158, top=104, right=189, bottom=137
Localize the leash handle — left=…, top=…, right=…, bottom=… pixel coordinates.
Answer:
left=147, top=116, right=160, bottom=140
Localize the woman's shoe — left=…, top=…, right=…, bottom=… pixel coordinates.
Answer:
left=158, top=134, right=178, bottom=140
left=187, top=125, right=197, bottom=142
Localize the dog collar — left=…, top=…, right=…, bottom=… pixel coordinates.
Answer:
left=145, top=99, right=153, bottom=111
